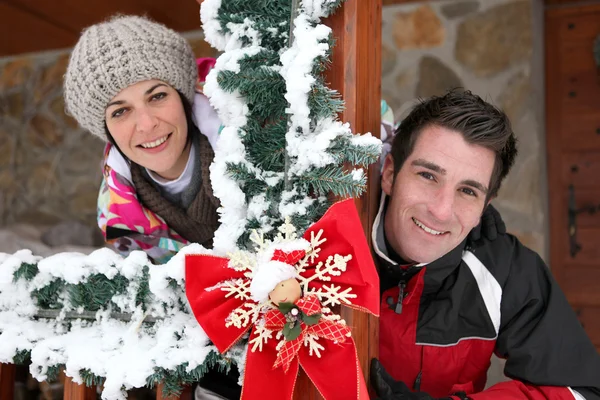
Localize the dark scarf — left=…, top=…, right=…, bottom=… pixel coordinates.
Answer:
left=130, top=132, right=220, bottom=248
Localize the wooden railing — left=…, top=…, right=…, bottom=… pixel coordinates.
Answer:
left=1, top=363, right=192, bottom=400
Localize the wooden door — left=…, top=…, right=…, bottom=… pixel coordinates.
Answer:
left=545, top=2, right=600, bottom=352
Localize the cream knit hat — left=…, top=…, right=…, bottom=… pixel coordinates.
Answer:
left=64, top=15, right=198, bottom=141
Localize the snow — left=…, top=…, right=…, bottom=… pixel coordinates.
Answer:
left=0, top=245, right=226, bottom=400
left=199, top=0, right=226, bottom=51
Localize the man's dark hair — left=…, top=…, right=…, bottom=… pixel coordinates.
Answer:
left=390, top=89, right=518, bottom=199
left=105, top=89, right=197, bottom=157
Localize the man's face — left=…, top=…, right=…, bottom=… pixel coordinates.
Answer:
left=382, top=125, right=495, bottom=264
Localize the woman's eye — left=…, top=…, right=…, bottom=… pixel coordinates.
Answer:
left=418, top=172, right=435, bottom=181
left=150, top=92, right=167, bottom=101
left=111, top=108, right=127, bottom=118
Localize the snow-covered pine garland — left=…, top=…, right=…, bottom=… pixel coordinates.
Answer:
left=0, top=0, right=383, bottom=398
left=203, top=0, right=382, bottom=255
left=0, top=246, right=245, bottom=399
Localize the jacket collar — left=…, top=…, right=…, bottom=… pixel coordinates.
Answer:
left=372, top=193, right=467, bottom=294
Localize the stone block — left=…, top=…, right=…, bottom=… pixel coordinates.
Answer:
left=382, top=43, right=396, bottom=76
left=41, top=220, right=96, bottom=247
left=0, top=91, right=24, bottom=119
left=416, top=56, right=463, bottom=98
left=496, top=154, right=544, bottom=219
left=0, top=58, right=33, bottom=90
left=441, top=1, right=480, bottom=19
left=455, top=1, right=532, bottom=77
left=50, top=95, right=80, bottom=129
left=69, top=181, right=100, bottom=218
left=0, top=129, right=15, bottom=167
left=27, top=114, right=64, bottom=147
left=393, top=5, right=445, bottom=50
left=26, top=161, right=60, bottom=201
left=498, top=70, right=532, bottom=124
left=35, top=53, right=71, bottom=103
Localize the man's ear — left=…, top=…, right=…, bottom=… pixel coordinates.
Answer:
left=381, top=154, right=395, bottom=196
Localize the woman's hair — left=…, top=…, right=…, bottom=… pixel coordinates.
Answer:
left=105, top=90, right=198, bottom=158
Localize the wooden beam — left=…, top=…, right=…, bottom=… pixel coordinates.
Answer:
left=4, top=0, right=202, bottom=33
left=0, top=363, right=16, bottom=400
left=0, top=2, right=76, bottom=56
left=63, top=376, right=96, bottom=400
left=293, top=0, right=382, bottom=397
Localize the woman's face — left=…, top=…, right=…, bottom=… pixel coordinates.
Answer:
left=105, top=80, right=189, bottom=180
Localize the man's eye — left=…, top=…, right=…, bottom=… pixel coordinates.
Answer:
left=151, top=92, right=167, bottom=101
left=418, top=172, right=435, bottom=181
left=111, top=108, right=127, bottom=118
left=461, top=188, right=477, bottom=197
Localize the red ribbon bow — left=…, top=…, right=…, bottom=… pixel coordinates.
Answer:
left=185, top=199, right=379, bottom=400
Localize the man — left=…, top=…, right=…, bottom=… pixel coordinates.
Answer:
left=371, top=90, right=600, bottom=399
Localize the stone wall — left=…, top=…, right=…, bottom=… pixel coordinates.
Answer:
left=382, top=0, right=547, bottom=260
left=0, top=32, right=217, bottom=241
left=381, top=0, right=545, bottom=387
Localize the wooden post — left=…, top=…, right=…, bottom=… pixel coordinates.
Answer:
left=0, top=363, right=16, bottom=400
left=293, top=0, right=383, bottom=398
left=63, top=376, right=96, bottom=400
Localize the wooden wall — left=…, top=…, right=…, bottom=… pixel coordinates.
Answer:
left=0, top=0, right=201, bottom=57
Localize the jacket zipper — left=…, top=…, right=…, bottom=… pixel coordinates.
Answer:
left=413, top=346, right=424, bottom=391
left=394, top=281, right=406, bottom=314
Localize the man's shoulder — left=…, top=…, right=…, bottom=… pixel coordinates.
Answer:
left=466, top=232, right=546, bottom=286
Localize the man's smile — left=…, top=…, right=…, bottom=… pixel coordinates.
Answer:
left=412, top=217, right=448, bottom=236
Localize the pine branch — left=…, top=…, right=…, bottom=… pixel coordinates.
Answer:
left=45, top=365, right=63, bottom=383
left=328, top=137, right=381, bottom=166
left=226, top=162, right=268, bottom=197
left=218, top=69, right=287, bottom=120
left=32, top=279, right=65, bottom=309
left=67, top=273, right=129, bottom=312
left=149, top=351, right=233, bottom=398
left=288, top=200, right=331, bottom=235
left=238, top=50, right=281, bottom=69
left=298, top=166, right=367, bottom=198
left=13, top=349, right=31, bottom=365
left=135, top=266, right=151, bottom=312
left=308, top=83, right=344, bottom=121
left=318, top=0, right=346, bottom=16
left=13, top=262, right=38, bottom=282
left=244, top=118, right=287, bottom=171
left=80, top=368, right=105, bottom=387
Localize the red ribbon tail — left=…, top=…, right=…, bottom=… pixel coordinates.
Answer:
left=273, top=336, right=303, bottom=372
left=242, top=342, right=299, bottom=400
left=299, top=337, right=368, bottom=400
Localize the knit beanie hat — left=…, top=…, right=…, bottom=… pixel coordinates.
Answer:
left=64, top=15, right=198, bottom=141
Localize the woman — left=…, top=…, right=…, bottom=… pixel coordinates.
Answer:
left=64, top=15, right=222, bottom=264
left=64, top=15, right=241, bottom=400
